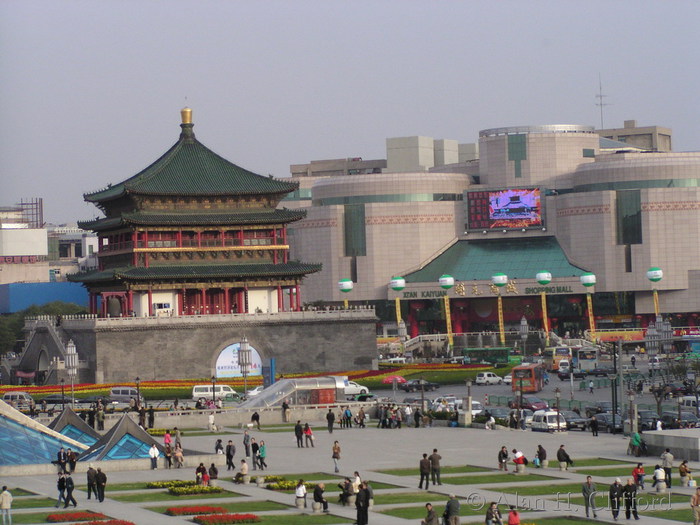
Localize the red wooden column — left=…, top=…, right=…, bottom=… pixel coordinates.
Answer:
left=224, top=287, right=230, bottom=314
left=147, top=289, right=153, bottom=316
left=277, top=286, right=283, bottom=312
left=128, top=290, right=134, bottom=315
left=197, top=231, right=202, bottom=248
left=101, top=294, right=107, bottom=317
left=282, top=226, right=288, bottom=263
left=181, top=288, right=187, bottom=315
left=295, top=284, right=301, bottom=311
left=288, top=287, right=294, bottom=311
left=201, top=288, right=207, bottom=315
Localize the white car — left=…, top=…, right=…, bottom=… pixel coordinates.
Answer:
left=474, top=372, right=503, bottom=385
left=503, top=374, right=512, bottom=385
left=246, top=386, right=264, bottom=397
left=344, top=381, right=369, bottom=396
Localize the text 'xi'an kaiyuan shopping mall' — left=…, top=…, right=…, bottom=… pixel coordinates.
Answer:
left=283, top=121, right=700, bottom=346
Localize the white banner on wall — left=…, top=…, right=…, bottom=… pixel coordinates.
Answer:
left=215, top=342, right=264, bottom=378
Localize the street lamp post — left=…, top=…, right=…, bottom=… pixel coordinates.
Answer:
left=465, top=380, right=473, bottom=426
left=439, top=275, right=455, bottom=351
left=492, top=273, right=508, bottom=345
left=580, top=273, right=597, bottom=338
left=211, top=375, right=217, bottom=405
left=555, top=387, right=561, bottom=432
left=647, top=267, right=663, bottom=318
left=519, top=316, right=529, bottom=356
left=65, top=340, right=78, bottom=410
left=536, top=271, right=552, bottom=347
left=677, top=395, right=682, bottom=428
left=239, top=336, right=251, bottom=398
left=628, top=391, right=637, bottom=434
left=135, top=376, right=141, bottom=409
left=60, top=379, right=65, bottom=411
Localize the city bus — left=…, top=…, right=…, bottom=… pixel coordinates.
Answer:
left=511, top=363, right=546, bottom=394
left=460, top=347, right=511, bottom=366
left=572, top=346, right=599, bottom=371
left=543, top=347, right=571, bottom=371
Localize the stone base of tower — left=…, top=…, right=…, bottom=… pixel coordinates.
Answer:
left=19, top=310, right=378, bottom=384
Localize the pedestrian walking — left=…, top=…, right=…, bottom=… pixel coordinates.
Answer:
left=95, top=468, right=107, bottom=502
left=303, top=423, right=315, bottom=448
left=690, top=486, right=700, bottom=525
left=590, top=416, right=599, bottom=436
left=225, top=440, right=236, bottom=471
left=589, top=380, right=594, bottom=394
left=356, top=481, right=370, bottom=525
left=609, top=478, right=623, bottom=521
left=282, top=400, right=291, bottom=422
left=661, top=448, right=674, bottom=487
left=86, top=465, right=97, bottom=500
left=498, top=446, right=509, bottom=471
left=419, top=453, right=431, bottom=490
left=174, top=426, right=182, bottom=448
left=149, top=443, right=159, bottom=469
left=429, top=448, right=442, bottom=485
left=0, top=486, right=13, bottom=525
left=445, top=494, right=461, bottom=525
left=55, top=473, right=66, bottom=508
left=214, top=438, right=224, bottom=455
left=164, top=444, right=173, bottom=469
left=421, top=502, right=439, bottom=525
left=56, top=447, right=67, bottom=473
left=147, top=405, right=155, bottom=428
left=623, top=478, right=640, bottom=520
left=326, top=409, right=335, bottom=433
left=332, top=441, right=341, bottom=473
left=66, top=449, right=77, bottom=473
left=294, top=420, right=304, bottom=448
left=63, top=473, right=77, bottom=508
left=243, top=430, right=250, bottom=457
left=251, top=438, right=259, bottom=470
left=251, top=411, right=261, bottom=430
left=258, top=440, right=267, bottom=470
left=581, top=475, right=598, bottom=518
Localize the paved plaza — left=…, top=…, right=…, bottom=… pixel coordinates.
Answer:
left=3, top=415, right=697, bottom=524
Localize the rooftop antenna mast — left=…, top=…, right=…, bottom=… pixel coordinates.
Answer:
left=595, top=74, right=610, bottom=129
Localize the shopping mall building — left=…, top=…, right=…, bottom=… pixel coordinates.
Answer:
left=284, top=121, right=700, bottom=339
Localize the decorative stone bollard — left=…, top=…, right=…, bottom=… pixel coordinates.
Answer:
left=681, top=476, right=689, bottom=487
left=655, top=480, right=667, bottom=493
left=541, top=460, right=549, bottom=469
left=256, top=476, right=266, bottom=487
left=515, top=463, right=526, bottom=475
left=295, top=497, right=306, bottom=509
left=346, top=494, right=357, bottom=506
left=559, top=461, right=568, bottom=471
left=242, top=475, right=251, bottom=485
left=368, top=498, right=374, bottom=509
left=312, top=502, right=323, bottom=513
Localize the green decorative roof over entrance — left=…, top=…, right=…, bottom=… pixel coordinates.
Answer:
left=78, top=209, right=306, bottom=231
left=69, top=262, right=322, bottom=284
left=84, top=118, right=297, bottom=203
left=404, top=237, right=587, bottom=283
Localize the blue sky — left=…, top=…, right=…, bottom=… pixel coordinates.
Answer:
left=2, top=1, right=698, bottom=223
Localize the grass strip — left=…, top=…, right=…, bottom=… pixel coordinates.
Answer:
left=110, top=489, right=240, bottom=503
left=641, top=508, right=694, bottom=522
left=576, top=466, right=642, bottom=477
left=565, top=458, right=635, bottom=467
left=499, top=482, right=610, bottom=496
left=256, top=515, right=353, bottom=524
left=442, top=473, right=558, bottom=485
left=12, top=497, right=57, bottom=509
left=150, top=500, right=290, bottom=514
left=377, top=465, right=490, bottom=476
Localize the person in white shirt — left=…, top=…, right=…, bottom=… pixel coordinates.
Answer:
left=149, top=444, right=160, bottom=470
left=652, top=464, right=666, bottom=488
left=656, top=419, right=663, bottom=431
left=295, top=479, right=307, bottom=508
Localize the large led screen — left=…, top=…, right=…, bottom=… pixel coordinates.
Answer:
left=467, top=188, right=543, bottom=230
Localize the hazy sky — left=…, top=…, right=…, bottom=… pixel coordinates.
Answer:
left=2, top=1, right=699, bottom=224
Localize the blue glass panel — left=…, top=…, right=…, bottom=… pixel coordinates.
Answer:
left=79, top=446, right=104, bottom=462
left=0, top=416, right=82, bottom=466
left=104, top=433, right=150, bottom=460
left=60, top=424, right=98, bottom=446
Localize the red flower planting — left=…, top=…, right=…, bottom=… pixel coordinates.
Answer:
left=166, top=506, right=227, bottom=516
left=46, top=511, right=108, bottom=522
left=69, top=521, right=135, bottom=525
left=193, top=513, right=261, bottom=524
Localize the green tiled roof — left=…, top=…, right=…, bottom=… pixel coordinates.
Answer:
left=405, top=237, right=587, bottom=283
left=84, top=123, right=297, bottom=202
left=78, top=209, right=307, bottom=231
left=69, top=262, right=322, bottom=283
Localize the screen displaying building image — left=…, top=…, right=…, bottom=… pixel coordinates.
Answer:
left=467, top=188, right=542, bottom=230
left=215, top=342, right=263, bottom=378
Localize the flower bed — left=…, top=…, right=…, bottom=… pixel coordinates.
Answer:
left=147, top=428, right=185, bottom=437
left=193, top=514, right=261, bottom=525
left=146, top=480, right=197, bottom=489
left=256, top=475, right=284, bottom=483
left=47, top=511, right=108, bottom=522
left=168, top=486, right=223, bottom=496
left=265, top=480, right=315, bottom=491
left=166, top=506, right=227, bottom=516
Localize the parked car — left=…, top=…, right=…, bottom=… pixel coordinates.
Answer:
left=41, top=394, right=77, bottom=405
left=584, top=401, right=614, bottom=418
left=482, top=407, right=511, bottom=421
left=344, top=381, right=369, bottom=396
left=508, top=395, right=548, bottom=411
left=660, top=411, right=700, bottom=429
left=503, top=374, right=512, bottom=385
left=475, top=372, right=502, bottom=385
left=588, top=367, right=615, bottom=377
left=246, top=386, right=265, bottom=397
left=2, top=391, right=34, bottom=407
left=401, top=379, right=440, bottom=392
left=531, top=410, right=567, bottom=432
left=593, top=412, right=623, bottom=433
left=557, top=369, right=587, bottom=380
left=431, top=395, right=458, bottom=410
left=560, top=410, right=589, bottom=431
left=636, top=410, right=660, bottom=431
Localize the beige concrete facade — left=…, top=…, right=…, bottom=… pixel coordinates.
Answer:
left=598, top=120, right=672, bottom=152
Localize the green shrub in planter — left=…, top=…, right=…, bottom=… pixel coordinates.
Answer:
left=147, top=480, right=197, bottom=489
left=168, top=486, right=223, bottom=496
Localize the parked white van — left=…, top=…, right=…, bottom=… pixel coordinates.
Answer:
left=680, top=396, right=699, bottom=415
left=530, top=410, right=566, bottom=432
left=2, top=391, right=33, bottom=407
left=109, top=386, right=144, bottom=404
left=191, top=384, right=236, bottom=401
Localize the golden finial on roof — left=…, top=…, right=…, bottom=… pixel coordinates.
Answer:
left=180, top=107, right=192, bottom=124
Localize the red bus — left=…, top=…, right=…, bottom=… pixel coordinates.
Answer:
left=511, top=363, right=546, bottom=393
